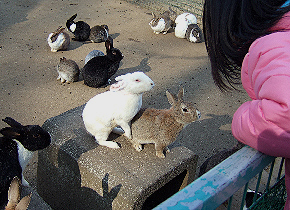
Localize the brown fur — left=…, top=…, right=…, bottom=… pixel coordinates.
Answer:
left=129, top=88, right=200, bottom=158
left=5, top=177, right=31, bottom=210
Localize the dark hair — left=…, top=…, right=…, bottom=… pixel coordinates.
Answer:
left=203, top=0, right=290, bottom=90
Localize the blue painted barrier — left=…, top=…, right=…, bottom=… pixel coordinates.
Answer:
left=153, top=146, right=275, bottom=210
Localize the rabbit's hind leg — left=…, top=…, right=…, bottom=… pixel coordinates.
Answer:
left=94, top=129, right=120, bottom=149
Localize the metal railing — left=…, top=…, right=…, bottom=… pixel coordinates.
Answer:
left=153, top=146, right=286, bottom=210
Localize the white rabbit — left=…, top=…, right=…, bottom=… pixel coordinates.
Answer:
left=175, top=13, right=197, bottom=25
left=82, top=72, right=154, bottom=149
left=175, top=13, right=197, bottom=39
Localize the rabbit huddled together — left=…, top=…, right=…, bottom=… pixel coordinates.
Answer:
left=149, top=8, right=203, bottom=43
left=82, top=72, right=154, bottom=149
left=81, top=36, right=124, bottom=88
left=0, top=117, right=51, bottom=207
left=47, top=13, right=123, bottom=87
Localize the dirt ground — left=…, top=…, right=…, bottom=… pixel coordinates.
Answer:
left=0, top=0, right=250, bottom=195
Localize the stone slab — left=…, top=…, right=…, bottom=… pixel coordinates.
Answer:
left=37, top=105, right=198, bottom=210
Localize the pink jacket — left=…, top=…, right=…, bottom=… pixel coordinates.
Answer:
left=231, top=12, right=290, bottom=209
left=232, top=16, right=290, bottom=158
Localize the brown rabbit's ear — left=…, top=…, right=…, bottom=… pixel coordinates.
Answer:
left=105, top=36, right=113, bottom=51
left=6, top=177, right=21, bottom=209
left=0, top=127, right=21, bottom=139
left=166, top=90, right=177, bottom=105
left=16, top=193, right=32, bottom=210
left=177, top=88, right=184, bottom=100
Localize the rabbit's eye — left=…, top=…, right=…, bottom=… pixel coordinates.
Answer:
left=182, top=108, right=189, bottom=112
left=135, top=79, right=140, bottom=82
left=112, top=51, right=117, bottom=55
left=33, top=134, right=40, bottom=138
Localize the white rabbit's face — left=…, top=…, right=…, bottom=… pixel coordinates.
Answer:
left=125, top=72, right=154, bottom=94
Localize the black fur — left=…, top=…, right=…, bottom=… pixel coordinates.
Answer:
left=66, top=13, right=90, bottom=41
left=0, top=117, right=51, bottom=206
left=0, top=137, right=21, bottom=206
left=82, top=37, right=123, bottom=88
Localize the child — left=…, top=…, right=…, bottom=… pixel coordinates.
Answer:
left=203, top=0, right=290, bottom=209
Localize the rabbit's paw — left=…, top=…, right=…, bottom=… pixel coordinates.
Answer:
left=133, top=143, right=143, bottom=152
left=156, top=151, right=165, bottom=158
left=98, top=140, right=120, bottom=149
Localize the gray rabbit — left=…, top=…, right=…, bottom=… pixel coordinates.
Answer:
left=56, top=57, right=80, bottom=83
left=89, top=25, right=109, bottom=43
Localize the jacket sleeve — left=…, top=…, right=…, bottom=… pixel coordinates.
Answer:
left=232, top=32, right=290, bottom=158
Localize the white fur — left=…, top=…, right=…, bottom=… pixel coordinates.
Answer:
left=149, top=18, right=166, bottom=34
left=189, top=32, right=198, bottom=42
left=175, top=13, right=197, bottom=39
left=175, top=13, right=197, bottom=25
left=47, top=33, right=66, bottom=52
left=175, top=21, right=189, bottom=38
left=70, top=23, right=76, bottom=32
left=15, top=140, right=34, bottom=186
left=82, top=72, right=154, bottom=148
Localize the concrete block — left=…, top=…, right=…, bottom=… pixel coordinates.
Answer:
left=37, top=105, right=198, bottom=210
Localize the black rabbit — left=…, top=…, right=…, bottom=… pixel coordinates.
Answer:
left=81, top=36, right=124, bottom=88
left=0, top=117, right=51, bottom=206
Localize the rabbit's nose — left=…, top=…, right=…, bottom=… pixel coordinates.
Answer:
left=196, top=110, right=201, bottom=119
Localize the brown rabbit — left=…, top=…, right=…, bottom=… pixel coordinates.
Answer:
left=128, top=88, right=201, bottom=158
left=5, top=177, right=31, bottom=210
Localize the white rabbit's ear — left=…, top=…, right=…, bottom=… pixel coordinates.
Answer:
left=110, top=80, right=127, bottom=91
left=152, top=12, right=156, bottom=18
left=115, top=74, right=125, bottom=81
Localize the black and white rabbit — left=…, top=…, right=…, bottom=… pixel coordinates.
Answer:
left=185, top=24, right=203, bottom=43
left=149, top=8, right=177, bottom=34
left=47, top=26, right=70, bottom=52
left=66, top=13, right=91, bottom=41
left=0, top=117, right=51, bottom=206
left=81, top=36, right=123, bottom=88
left=89, top=25, right=109, bottom=43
